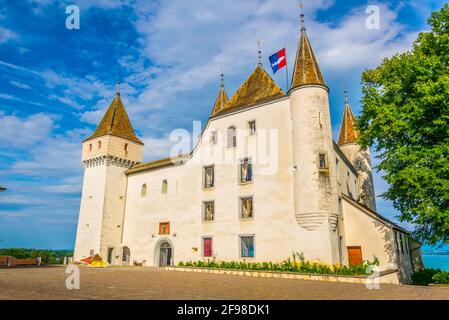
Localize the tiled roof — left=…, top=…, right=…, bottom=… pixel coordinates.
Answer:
left=84, top=94, right=143, bottom=145
left=338, top=102, right=359, bottom=145
left=217, top=65, right=284, bottom=114
left=126, top=154, right=189, bottom=175
left=291, top=27, right=325, bottom=89
left=211, top=83, right=229, bottom=116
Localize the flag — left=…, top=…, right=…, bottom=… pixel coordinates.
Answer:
left=269, top=48, right=287, bottom=74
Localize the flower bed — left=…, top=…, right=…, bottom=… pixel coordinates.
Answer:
left=178, top=253, right=379, bottom=276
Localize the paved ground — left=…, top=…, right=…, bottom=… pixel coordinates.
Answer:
left=0, top=265, right=448, bottom=300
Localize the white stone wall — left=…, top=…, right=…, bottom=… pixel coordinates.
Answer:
left=122, top=97, right=345, bottom=266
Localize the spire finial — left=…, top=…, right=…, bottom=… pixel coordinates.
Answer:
left=257, top=40, right=262, bottom=66
left=300, top=2, right=305, bottom=31
left=344, top=90, right=349, bottom=105
left=220, top=68, right=224, bottom=87
left=116, top=80, right=120, bottom=96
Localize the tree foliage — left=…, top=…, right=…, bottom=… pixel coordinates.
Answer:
left=358, top=5, right=449, bottom=245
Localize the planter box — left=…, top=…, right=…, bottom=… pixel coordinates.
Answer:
left=165, top=266, right=400, bottom=285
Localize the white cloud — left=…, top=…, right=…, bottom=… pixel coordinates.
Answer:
left=0, top=111, right=55, bottom=147
left=0, top=27, right=16, bottom=44
left=9, top=81, right=31, bottom=90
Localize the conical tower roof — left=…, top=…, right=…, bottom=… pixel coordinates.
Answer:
left=291, top=17, right=325, bottom=90
left=222, top=65, right=284, bottom=113
left=84, top=93, right=143, bottom=145
left=338, top=97, right=359, bottom=145
left=211, top=76, right=229, bottom=116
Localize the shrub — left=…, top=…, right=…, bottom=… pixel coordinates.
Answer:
left=177, top=253, right=380, bottom=276
left=432, top=271, right=449, bottom=285
left=411, top=269, right=441, bottom=286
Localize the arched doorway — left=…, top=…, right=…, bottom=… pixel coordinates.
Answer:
left=157, top=241, right=173, bottom=267
left=122, top=246, right=131, bottom=266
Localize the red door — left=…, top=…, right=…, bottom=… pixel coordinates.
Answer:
left=347, top=246, right=363, bottom=266
left=203, top=238, right=212, bottom=257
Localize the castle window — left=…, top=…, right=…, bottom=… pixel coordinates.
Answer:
left=248, top=121, right=256, bottom=135
left=89, top=144, right=92, bottom=152
left=141, top=184, right=147, bottom=197
left=124, top=143, right=129, bottom=152
left=98, top=141, right=102, bottom=149
left=210, top=131, right=217, bottom=145
left=227, top=126, right=236, bottom=148
left=203, top=201, right=214, bottom=222
left=162, top=180, right=168, bottom=194
left=239, top=158, right=253, bottom=183
left=122, top=247, right=131, bottom=264
left=204, top=165, right=214, bottom=188
left=202, top=237, right=213, bottom=257
left=240, top=235, right=255, bottom=258
left=240, top=196, right=253, bottom=219
left=319, top=154, right=327, bottom=169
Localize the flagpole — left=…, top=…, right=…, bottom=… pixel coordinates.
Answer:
left=284, top=44, right=289, bottom=92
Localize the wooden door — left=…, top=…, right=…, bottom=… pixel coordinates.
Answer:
left=347, top=246, right=363, bottom=266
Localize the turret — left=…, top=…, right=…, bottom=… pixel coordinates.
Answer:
left=74, top=82, right=144, bottom=263
left=289, top=13, right=340, bottom=264
left=338, top=95, right=376, bottom=211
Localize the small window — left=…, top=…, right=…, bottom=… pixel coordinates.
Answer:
left=162, top=180, right=168, bottom=194
left=248, top=121, right=256, bottom=135
left=98, top=141, right=102, bottom=149
left=227, top=126, right=236, bottom=148
left=141, top=184, right=147, bottom=197
left=240, top=197, right=253, bottom=219
left=240, top=235, right=254, bottom=258
left=122, top=247, right=130, bottom=262
left=203, top=237, right=213, bottom=257
left=89, top=249, right=94, bottom=256
left=89, top=144, right=92, bottom=152
left=159, top=222, right=170, bottom=235
left=204, top=166, right=214, bottom=188
left=125, top=143, right=129, bottom=152
left=319, top=153, right=327, bottom=169
left=203, top=201, right=214, bottom=222
left=239, top=158, right=253, bottom=183
left=210, top=131, right=217, bottom=145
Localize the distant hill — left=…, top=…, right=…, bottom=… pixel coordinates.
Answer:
left=0, top=248, right=73, bottom=264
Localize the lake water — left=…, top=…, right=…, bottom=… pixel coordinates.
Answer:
left=423, top=255, right=449, bottom=271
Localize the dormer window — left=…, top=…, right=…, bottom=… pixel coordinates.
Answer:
left=210, top=131, right=217, bottom=145
left=248, top=121, right=256, bottom=135
left=227, top=126, right=236, bottom=148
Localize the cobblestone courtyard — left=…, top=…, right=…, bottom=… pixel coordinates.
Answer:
left=0, top=266, right=448, bottom=300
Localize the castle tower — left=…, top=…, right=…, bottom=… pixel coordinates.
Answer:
left=289, top=14, right=340, bottom=264
left=74, top=83, right=144, bottom=263
left=338, top=95, right=376, bottom=211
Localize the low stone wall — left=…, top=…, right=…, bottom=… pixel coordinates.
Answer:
left=165, top=266, right=400, bottom=285
left=0, top=256, right=39, bottom=267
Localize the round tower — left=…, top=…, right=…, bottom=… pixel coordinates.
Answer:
left=338, top=95, right=377, bottom=211
left=289, top=14, right=340, bottom=264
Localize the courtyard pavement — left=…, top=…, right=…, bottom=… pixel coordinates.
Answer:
left=0, top=265, right=448, bottom=300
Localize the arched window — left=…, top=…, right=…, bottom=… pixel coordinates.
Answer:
left=98, top=141, right=102, bottom=149
left=227, top=126, right=236, bottom=148
left=141, top=184, right=147, bottom=196
left=89, top=144, right=92, bottom=152
left=124, top=143, right=129, bottom=152
left=122, top=246, right=131, bottom=265
left=162, top=180, right=168, bottom=194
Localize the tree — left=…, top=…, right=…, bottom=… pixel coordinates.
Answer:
left=358, top=4, right=449, bottom=245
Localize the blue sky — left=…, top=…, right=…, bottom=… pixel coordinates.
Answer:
left=0, top=0, right=447, bottom=250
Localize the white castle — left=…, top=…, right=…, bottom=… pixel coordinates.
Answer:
left=74, top=17, right=422, bottom=283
